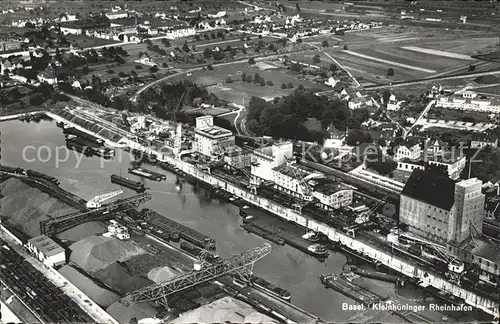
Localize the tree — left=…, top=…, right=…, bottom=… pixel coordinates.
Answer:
left=135, top=65, right=143, bottom=70
left=425, top=162, right=449, bottom=177
left=248, top=57, right=256, bottom=65
left=182, top=41, right=190, bottom=53
left=207, top=64, right=214, bottom=70
left=387, top=68, right=394, bottom=76
left=313, top=54, right=321, bottom=64
left=259, top=79, right=266, bottom=86
left=287, top=82, right=294, bottom=89
left=254, top=73, right=261, bottom=83
left=203, top=48, right=213, bottom=59
left=266, top=80, right=273, bottom=86
left=468, top=64, right=476, bottom=72
left=321, top=40, right=329, bottom=47
left=343, top=45, right=348, bottom=50
left=241, top=73, right=247, bottom=82
left=296, top=3, right=300, bottom=11
left=161, top=38, right=171, bottom=47
left=329, top=64, right=338, bottom=72
left=149, top=66, right=159, bottom=73
left=281, top=83, right=287, bottom=89
left=226, top=77, right=233, bottom=83
left=107, top=69, right=115, bottom=74
left=382, top=90, right=391, bottom=103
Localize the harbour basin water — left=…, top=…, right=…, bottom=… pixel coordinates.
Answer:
left=0, top=119, right=485, bottom=322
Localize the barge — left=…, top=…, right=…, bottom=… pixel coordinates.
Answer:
left=241, top=223, right=285, bottom=245
left=128, top=167, right=165, bottom=181
left=63, top=127, right=104, bottom=145
left=66, top=135, right=115, bottom=159
left=345, top=265, right=403, bottom=284
left=250, top=275, right=291, bottom=301
left=110, top=174, right=146, bottom=193
left=180, top=242, right=220, bottom=263
left=320, top=273, right=383, bottom=306
left=26, top=169, right=60, bottom=185
left=131, top=149, right=157, bottom=164
left=0, top=164, right=25, bottom=175
left=143, top=210, right=215, bottom=250
left=244, top=215, right=328, bottom=259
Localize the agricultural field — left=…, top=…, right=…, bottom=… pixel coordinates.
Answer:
left=170, top=60, right=330, bottom=105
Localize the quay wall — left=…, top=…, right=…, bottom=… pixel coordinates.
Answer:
left=158, top=155, right=499, bottom=318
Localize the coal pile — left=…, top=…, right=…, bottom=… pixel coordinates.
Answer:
left=56, top=109, right=123, bottom=143
left=69, top=236, right=145, bottom=273
left=0, top=178, right=76, bottom=237
left=93, top=261, right=154, bottom=294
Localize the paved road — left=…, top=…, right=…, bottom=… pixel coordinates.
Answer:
left=405, top=99, right=436, bottom=138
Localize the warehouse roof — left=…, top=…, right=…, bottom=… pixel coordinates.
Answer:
left=28, top=235, right=65, bottom=257
left=401, top=169, right=456, bottom=211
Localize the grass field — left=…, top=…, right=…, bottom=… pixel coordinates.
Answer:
left=67, top=35, right=120, bottom=48
left=168, top=61, right=329, bottom=105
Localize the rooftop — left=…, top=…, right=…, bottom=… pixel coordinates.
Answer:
left=313, top=178, right=351, bottom=196
left=28, top=235, right=65, bottom=257
left=401, top=169, right=456, bottom=211
left=195, top=125, right=233, bottom=139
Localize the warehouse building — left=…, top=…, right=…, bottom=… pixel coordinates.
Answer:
left=26, top=235, right=66, bottom=267
left=193, top=116, right=235, bottom=158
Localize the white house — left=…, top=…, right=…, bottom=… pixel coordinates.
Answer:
left=435, top=91, right=500, bottom=114
left=60, top=26, right=83, bottom=35
left=251, top=141, right=293, bottom=181
left=106, top=11, right=128, bottom=20
left=386, top=94, right=402, bottom=111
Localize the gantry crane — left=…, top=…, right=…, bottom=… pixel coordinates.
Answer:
left=40, top=193, right=151, bottom=236
left=122, top=243, right=272, bottom=308
left=288, top=163, right=314, bottom=202
left=86, top=190, right=123, bottom=208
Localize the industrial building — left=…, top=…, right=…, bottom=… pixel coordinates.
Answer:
left=193, top=116, right=235, bottom=158
left=26, top=235, right=66, bottom=267
left=400, top=170, right=485, bottom=245
left=251, top=141, right=293, bottom=181
left=312, top=179, right=353, bottom=210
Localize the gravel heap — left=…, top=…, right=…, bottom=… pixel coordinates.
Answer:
left=147, top=266, right=183, bottom=283
left=56, top=221, right=108, bottom=243
left=59, top=265, right=121, bottom=308
left=0, top=178, right=76, bottom=237
left=69, top=235, right=145, bottom=273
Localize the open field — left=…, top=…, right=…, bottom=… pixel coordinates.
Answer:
left=473, top=84, right=500, bottom=97
left=327, top=50, right=426, bottom=84
left=404, top=37, right=499, bottom=55
left=427, top=107, right=493, bottom=123
left=352, top=47, right=475, bottom=71
left=168, top=61, right=330, bottom=105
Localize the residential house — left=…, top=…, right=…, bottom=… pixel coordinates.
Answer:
left=386, top=94, right=402, bottom=111
left=470, top=133, right=498, bottom=149
left=394, top=138, right=422, bottom=160
left=106, top=11, right=128, bottom=20
left=37, top=65, right=58, bottom=85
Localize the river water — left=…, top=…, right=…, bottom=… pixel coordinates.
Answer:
left=0, top=120, right=485, bottom=322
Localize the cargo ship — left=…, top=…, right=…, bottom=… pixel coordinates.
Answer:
left=180, top=242, right=220, bottom=263
left=0, top=164, right=25, bottom=175
left=63, top=127, right=104, bottom=145
left=344, top=265, right=403, bottom=284
left=250, top=275, right=291, bottom=301
left=241, top=223, right=285, bottom=245
left=307, top=244, right=329, bottom=258
left=320, top=273, right=382, bottom=306
left=128, top=167, right=165, bottom=181
left=26, top=170, right=60, bottom=185
left=110, top=174, right=146, bottom=192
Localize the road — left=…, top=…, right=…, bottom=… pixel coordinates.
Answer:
left=363, top=69, right=500, bottom=90
left=405, top=99, right=436, bottom=138
left=322, top=51, right=361, bottom=88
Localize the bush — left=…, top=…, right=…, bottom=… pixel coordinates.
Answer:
left=287, top=82, right=294, bottom=89
left=29, top=93, right=45, bottom=106
left=281, top=83, right=287, bottom=89
left=135, top=65, right=143, bottom=70
left=248, top=57, right=256, bottom=65
left=321, top=40, right=329, bottom=47
left=343, top=45, right=348, bottom=50
left=149, top=66, right=159, bottom=73
left=259, top=79, right=266, bottom=86
left=387, top=68, right=394, bottom=76
left=107, top=69, right=115, bottom=74
left=118, top=72, right=126, bottom=77
left=266, top=80, right=273, bottom=86
left=226, top=77, right=233, bottom=83
left=313, top=54, right=321, bottom=64
left=207, top=64, right=214, bottom=70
